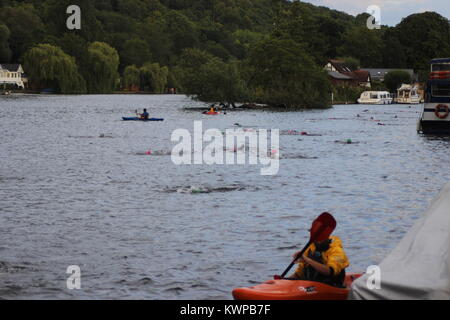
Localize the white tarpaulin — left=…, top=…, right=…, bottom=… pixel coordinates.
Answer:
left=349, top=182, right=450, bottom=300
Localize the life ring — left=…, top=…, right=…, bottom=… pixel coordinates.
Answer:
left=434, top=104, right=449, bottom=119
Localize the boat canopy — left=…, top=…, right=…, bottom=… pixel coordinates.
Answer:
left=349, top=182, right=450, bottom=300
left=430, top=58, right=450, bottom=64
left=397, top=84, right=415, bottom=92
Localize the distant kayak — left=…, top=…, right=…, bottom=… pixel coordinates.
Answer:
left=203, top=111, right=221, bottom=115
left=122, top=117, right=164, bottom=121
left=232, top=273, right=362, bottom=300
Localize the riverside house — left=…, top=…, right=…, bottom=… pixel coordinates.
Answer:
left=0, top=64, right=27, bottom=89
left=325, top=60, right=371, bottom=88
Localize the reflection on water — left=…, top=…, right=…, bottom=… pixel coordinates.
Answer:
left=0, top=95, right=449, bottom=299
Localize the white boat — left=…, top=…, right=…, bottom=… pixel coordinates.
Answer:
left=357, top=91, right=393, bottom=105
left=395, top=84, right=421, bottom=104
left=418, top=58, right=450, bottom=134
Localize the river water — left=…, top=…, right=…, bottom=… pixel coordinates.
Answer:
left=0, top=94, right=449, bottom=299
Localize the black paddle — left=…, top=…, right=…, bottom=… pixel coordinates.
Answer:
left=278, top=212, right=337, bottom=279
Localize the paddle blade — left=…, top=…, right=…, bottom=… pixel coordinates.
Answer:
left=310, top=212, right=336, bottom=242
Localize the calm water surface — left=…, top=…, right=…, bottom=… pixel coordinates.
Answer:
left=1, top=94, right=449, bottom=299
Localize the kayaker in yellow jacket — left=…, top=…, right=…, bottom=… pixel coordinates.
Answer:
left=287, top=236, right=350, bottom=287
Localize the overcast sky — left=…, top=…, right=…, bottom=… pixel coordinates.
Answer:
left=301, top=0, right=449, bottom=26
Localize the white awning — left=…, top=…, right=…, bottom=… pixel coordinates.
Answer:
left=349, top=182, right=450, bottom=300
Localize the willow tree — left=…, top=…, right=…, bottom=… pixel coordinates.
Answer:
left=23, top=44, right=86, bottom=93
left=139, top=63, right=168, bottom=93
left=85, top=42, right=120, bottom=93
left=123, top=65, right=140, bottom=90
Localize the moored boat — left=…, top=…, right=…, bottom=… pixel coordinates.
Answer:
left=357, top=91, right=393, bottom=105
left=395, top=84, right=422, bottom=104
left=418, top=58, right=450, bottom=134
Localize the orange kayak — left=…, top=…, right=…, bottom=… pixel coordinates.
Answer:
left=204, top=111, right=220, bottom=115
left=232, top=273, right=362, bottom=300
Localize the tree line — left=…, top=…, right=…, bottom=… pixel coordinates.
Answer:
left=1, top=0, right=450, bottom=107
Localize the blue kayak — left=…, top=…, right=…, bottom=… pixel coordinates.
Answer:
left=122, top=117, right=164, bottom=121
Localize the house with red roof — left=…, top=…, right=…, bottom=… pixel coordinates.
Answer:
left=324, top=60, right=371, bottom=88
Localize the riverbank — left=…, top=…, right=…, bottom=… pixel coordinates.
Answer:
left=3, top=90, right=181, bottom=95
left=333, top=101, right=358, bottom=105
left=1, top=91, right=363, bottom=108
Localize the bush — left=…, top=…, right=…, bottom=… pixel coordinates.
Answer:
left=384, top=70, right=412, bottom=93
left=333, top=85, right=365, bottom=104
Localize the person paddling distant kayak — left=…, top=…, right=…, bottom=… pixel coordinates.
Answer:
left=203, top=105, right=219, bottom=115
left=140, top=109, right=149, bottom=120
left=281, top=234, right=349, bottom=287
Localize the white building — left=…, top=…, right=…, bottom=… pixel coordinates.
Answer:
left=0, top=64, right=27, bottom=89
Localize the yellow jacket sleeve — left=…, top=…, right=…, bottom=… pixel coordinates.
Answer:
left=294, top=245, right=314, bottom=278
left=323, top=236, right=350, bottom=275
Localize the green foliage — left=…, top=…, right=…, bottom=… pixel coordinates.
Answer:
left=182, top=58, right=249, bottom=104
left=0, top=24, right=12, bottom=62
left=123, top=65, right=140, bottom=88
left=338, top=26, right=384, bottom=67
left=1, top=0, right=450, bottom=107
left=246, top=38, right=331, bottom=108
left=23, top=43, right=86, bottom=93
left=140, top=15, right=172, bottom=66
left=139, top=62, right=169, bottom=93
left=384, top=70, right=412, bottom=93
left=231, top=29, right=267, bottom=59
left=371, top=80, right=387, bottom=91
left=56, top=33, right=88, bottom=64
left=166, top=69, right=180, bottom=89
left=42, top=0, right=104, bottom=41
left=333, top=85, right=365, bottom=104
left=272, top=1, right=354, bottom=65
left=85, top=42, right=120, bottom=93
left=164, top=10, right=199, bottom=56
left=121, top=38, right=152, bottom=68
left=176, top=48, right=216, bottom=92
left=388, top=12, right=450, bottom=72
left=0, top=4, right=45, bottom=61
